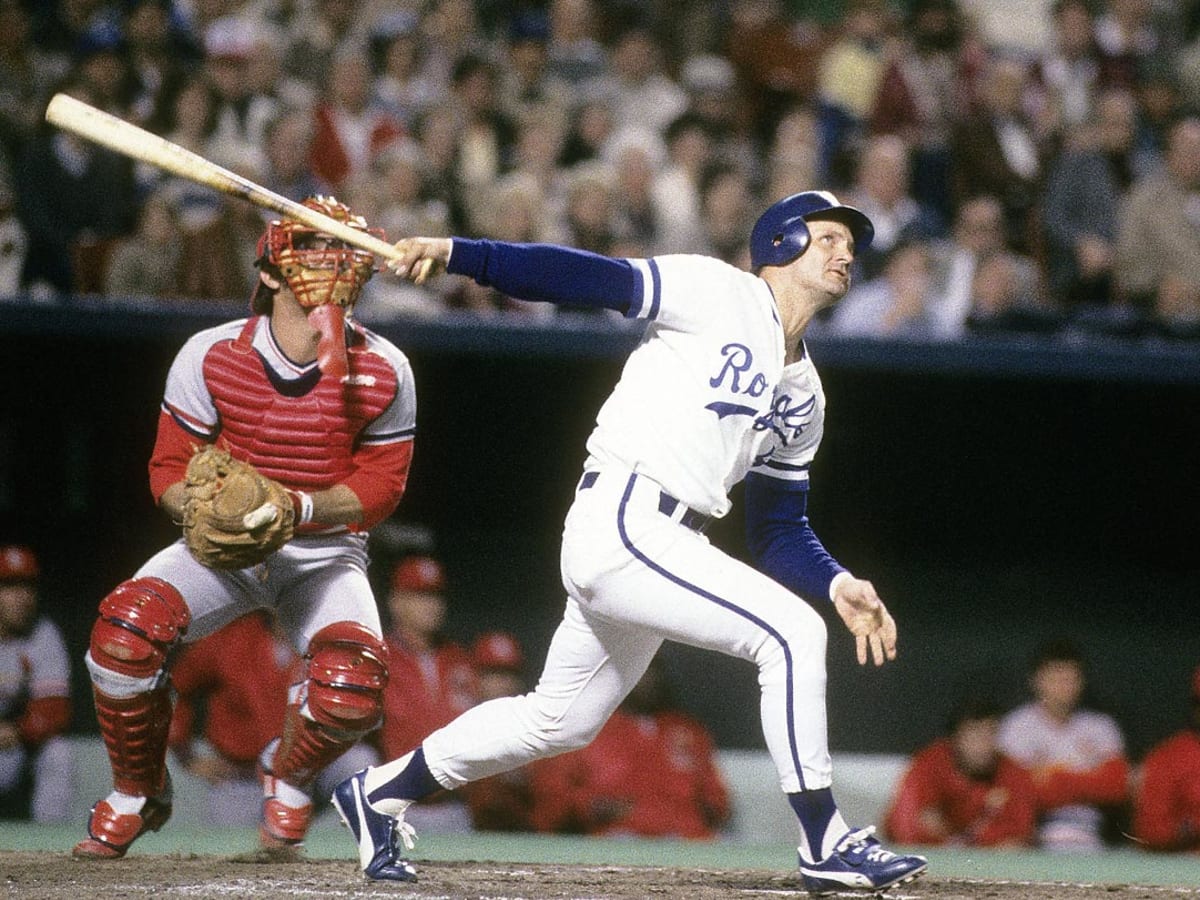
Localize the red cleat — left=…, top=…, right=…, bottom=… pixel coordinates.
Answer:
left=73, top=790, right=172, bottom=859
left=259, top=768, right=313, bottom=853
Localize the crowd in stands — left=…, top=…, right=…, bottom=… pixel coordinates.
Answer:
left=1, top=0, right=1199, bottom=340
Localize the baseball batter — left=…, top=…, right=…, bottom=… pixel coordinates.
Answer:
left=74, top=196, right=416, bottom=860
left=333, top=191, right=927, bottom=894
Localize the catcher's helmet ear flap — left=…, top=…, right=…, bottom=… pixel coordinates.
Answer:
left=749, top=190, right=874, bottom=270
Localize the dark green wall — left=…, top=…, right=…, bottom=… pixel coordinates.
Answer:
left=2, top=323, right=1196, bottom=759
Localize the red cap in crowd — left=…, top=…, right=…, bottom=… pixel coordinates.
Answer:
left=391, top=555, right=445, bottom=593
left=472, top=631, right=524, bottom=672
left=0, top=546, right=39, bottom=582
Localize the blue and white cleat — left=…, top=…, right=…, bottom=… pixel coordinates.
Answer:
left=331, top=769, right=419, bottom=882
left=798, top=826, right=927, bottom=895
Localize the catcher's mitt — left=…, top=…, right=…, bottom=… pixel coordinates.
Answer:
left=182, top=446, right=295, bottom=569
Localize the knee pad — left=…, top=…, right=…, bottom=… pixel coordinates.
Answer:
left=302, top=621, right=388, bottom=733
left=88, top=578, right=190, bottom=687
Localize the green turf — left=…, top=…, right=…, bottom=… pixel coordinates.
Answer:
left=4, top=823, right=1199, bottom=889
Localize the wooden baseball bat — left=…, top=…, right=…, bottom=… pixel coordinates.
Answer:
left=44, top=92, right=403, bottom=263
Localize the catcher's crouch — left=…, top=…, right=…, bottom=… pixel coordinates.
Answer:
left=74, top=196, right=416, bottom=859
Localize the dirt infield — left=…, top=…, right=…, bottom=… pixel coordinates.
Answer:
left=3, top=852, right=1197, bottom=900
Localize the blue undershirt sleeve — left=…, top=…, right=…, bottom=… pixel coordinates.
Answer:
left=743, top=471, right=846, bottom=604
left=447, top=238, right=641, bottom=314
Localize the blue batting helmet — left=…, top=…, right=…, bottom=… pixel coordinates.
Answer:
left=749, top=191, right=874, bottom=270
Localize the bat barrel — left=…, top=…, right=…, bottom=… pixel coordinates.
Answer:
left=44, top=93, right=400, bottom=261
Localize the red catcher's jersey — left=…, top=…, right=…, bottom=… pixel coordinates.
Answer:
left=149, top=316, right=416, bottom=529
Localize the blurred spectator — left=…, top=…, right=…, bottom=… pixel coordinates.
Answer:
left=377, top=555, right=477, bottom=833
left=699, top=162, right=755, bottom=267
left=448, top=54, right=519, bottom=195
left=843, top=133, right=946, bottom=281
left=175, top=196, right=262, bottom=301
left=680, top=53, right=757, bottom=180
left=370, top=11, right=442, bottom=128
left=0, top=159, right=28, bottom=298
left=959, top=0, right=1056, bottom=60
left=498, top=11, right=576, bottom=134
left=828, top=240, right=943, bottom=340
left=71, top=29, right=135, bottom=117
left=763, top=105, right=821, bottom=202
left=1040, top=88, right=1137, bottom=307
left=653, top=112, right=712, bottom=252
left=1027, top=0, right=1109, bottom=145
left=169, top=611, right=377, bottom=826
left=493, top=111, right=568, bottom=233
left=963, top=249, right=1058, bottom=336
left=0, top=0, right=69, bottom=158
left=277, top=0, right=363, bottom=89
left=885, top=696, right=1037, bottom=847
left=871, top=0, right=983, bottom=223
left=726, top=0, right=827, bottom=144
left=369, top=139, right=451, bottom=241
left=605, top=127, right=667, bottom=255
left=260, top=106, right=329, bottom=204
left=1127, top=58, right=1184, bottom=178
left=529, top=655, right=731, bottom=839
left=559, top=94, right=616, bottom=168
left=103, top=187, right=182, bottom=299
left=310, top=46, right=405, bottom=194
left=951, top=55, right=1045, bottom=254
left=557, top=163, right=620, bottom=260
left=814, top=0, right=893, bottom=186
left=546, top=0, right=609, bottom=87
left=121, top=0, right=197, bottom=128
left=1114, top=117, right=1200, bottom=333
left=998, top=638, right=1131, bottom=852
left=461, top=632, right=539, bottom=832
left=593, top=27, right=688, bottom=138
left=1094, top=0, right=1164, bottom=89
left=413, top=104, right=470, bottom=233
left=0, top=546, right=72, bottom=822
left=926, top=194, right=1042, bottom=336
left=14, top=81, right=139, bottom=296
left=1132, top=664, right=1200, bottom=853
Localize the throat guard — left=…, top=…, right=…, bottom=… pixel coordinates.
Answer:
left=256, top=196, right=385, bottom=379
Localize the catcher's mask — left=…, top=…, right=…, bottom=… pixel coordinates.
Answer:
left=252, top=196, right=384, bottom=379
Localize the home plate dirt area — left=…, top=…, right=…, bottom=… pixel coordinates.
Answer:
left=3, top=852, right=1196, bottom=900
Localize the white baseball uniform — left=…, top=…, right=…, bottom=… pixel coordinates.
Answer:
left=420, top=249, right=841, bottom=798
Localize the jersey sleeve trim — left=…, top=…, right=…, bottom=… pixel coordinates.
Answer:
left=752, top=459, right=811, bottom=487
left=359, top=429, right=415, bottom=446
left=626, top=258, right=661, bottom=321
left=162, top=401, right=216, bottom=440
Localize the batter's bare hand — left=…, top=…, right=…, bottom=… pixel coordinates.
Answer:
left=832, top=576, right=898, bottom=666
left=388, top=237, right=452, bottom=285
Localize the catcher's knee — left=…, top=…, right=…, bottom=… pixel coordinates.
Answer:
left=86, top=577, right=190, bottom=696
left=301, top=621, right=388, bottom=733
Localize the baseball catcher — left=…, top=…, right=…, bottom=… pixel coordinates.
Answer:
left=74, top=196, right=416, bottom=861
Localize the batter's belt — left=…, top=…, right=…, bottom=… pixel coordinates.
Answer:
left=577, top=471, right=712, bottom=533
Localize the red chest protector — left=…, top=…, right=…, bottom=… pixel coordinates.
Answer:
left=201, top=318, right=399, bottom=491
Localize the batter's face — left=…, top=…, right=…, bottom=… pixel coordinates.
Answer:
left=789, top=218, right=856, bottom=305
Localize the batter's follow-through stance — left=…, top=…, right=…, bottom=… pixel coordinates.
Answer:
left=332, top=191, right=929, bottom=895
left=74, top=196, right=416, bottom=860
